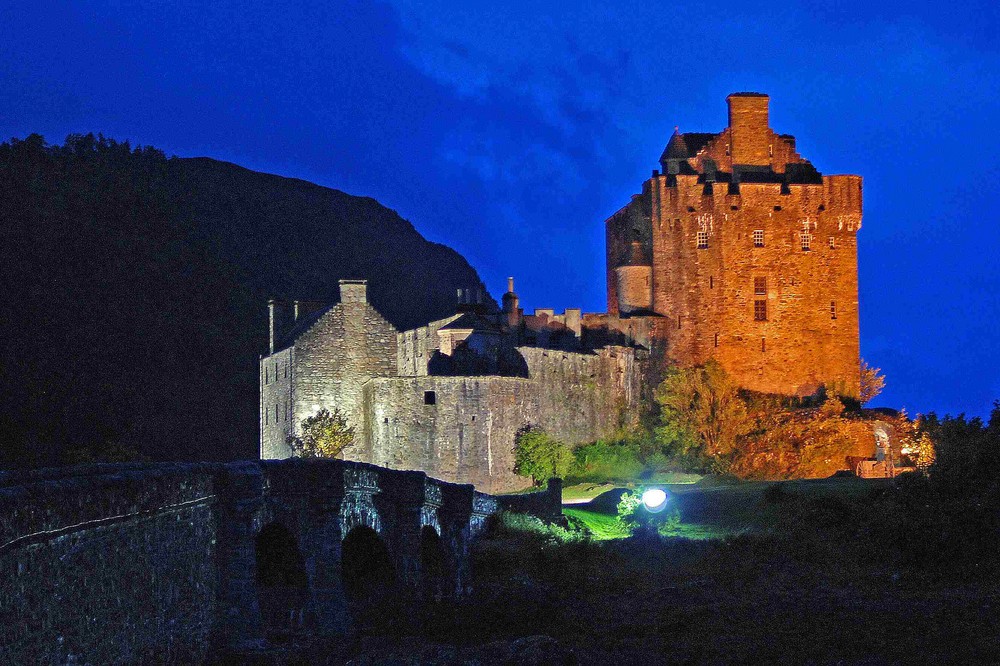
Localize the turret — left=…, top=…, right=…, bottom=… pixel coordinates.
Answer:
left=614, top=240, right=652, bottom=316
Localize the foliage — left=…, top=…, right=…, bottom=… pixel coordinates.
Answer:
left=569, top=439, right=644, bottom=481
left=860, top=359, right=886, bottom=404
left=492, top=511, right=589, bottom=545
left=655, top=360, right=753, bottom=458
left=513, top=427, right=573, bottom=485
left=615, top=488, right=682, bottom=537
left=286, top=408, right=355, bottom=458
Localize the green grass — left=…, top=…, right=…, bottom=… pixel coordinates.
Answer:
left=562, top=507, right=630, bottom=540
left=563, top=477, right=894, bottom=541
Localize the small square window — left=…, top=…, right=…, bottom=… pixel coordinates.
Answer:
left=424, top=390, right=436, bottom=405
left=800, top=232, right=812, bottom=251
left=754, top=277, right=767, bottom=295
left=754, top=300, right=767, bottom=321
left=752, top=229, right=764, bottom=247
left=697, top=231, right=709, bottom=249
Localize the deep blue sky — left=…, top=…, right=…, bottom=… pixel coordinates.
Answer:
left=2, top=1, right=998, bottom=418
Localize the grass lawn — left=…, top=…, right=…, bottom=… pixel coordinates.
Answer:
left=564, top=476, right=893, bottom=541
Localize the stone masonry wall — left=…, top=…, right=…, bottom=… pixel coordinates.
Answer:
left=397, top=314, right=460, bottom=376
left=260, top=347, right=293, bottom=458
left=364, top=346, right=645, bottom=492
left=0, top=464, right=220, bottom=665
left=0, top=459, right=553, bottom=664
left=292, top=300, right=398, bottom=462
left=642, top=174, right=861, bottom=397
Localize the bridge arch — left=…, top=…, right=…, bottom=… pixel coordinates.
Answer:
left=340, top=524, right=399, bottom=632
left=418, top=524, right=449, bottom=601
left=254, top=522, right=309, bottom=639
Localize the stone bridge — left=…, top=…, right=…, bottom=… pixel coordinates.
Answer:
left=0, top=459, right=561, bottom=664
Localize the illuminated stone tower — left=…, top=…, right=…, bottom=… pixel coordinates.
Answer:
left=606, top=93, right=862, bottom=398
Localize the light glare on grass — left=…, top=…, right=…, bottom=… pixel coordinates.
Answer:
left=642, top=488, right=668, bottom=513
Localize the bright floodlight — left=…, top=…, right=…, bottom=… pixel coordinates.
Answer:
left=642, top=488, right=668, bottom=513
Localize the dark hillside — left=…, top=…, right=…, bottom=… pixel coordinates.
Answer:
left=0, top=134, right=489, bottom=466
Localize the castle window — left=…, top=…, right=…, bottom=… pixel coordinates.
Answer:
left=847, top=221, right=855, bottom=232
left=831, top=301, right=837, bottom=319
left=284, top=400, right=288, bottom=422
left=753, top=229, right=764, bottom=247
left=768, top=144, right=773, bottom=157
left=761, top=337, right=766, bottom=352
left=800, top=232, right=812, bottom=251
left=714, top=333, right=719, bottom=348
left=829, top=236, right=836, bottom=249
left=709, top=276, right=714, bottom=289
left=284, top=363, right=287, bottom=379
left=677, top=314, right=682, bottom=330
left=754, top=277, right=767, bottom=295
left=275, top=404, right=279, bottom=422
left=725, top=143, right=731, bottom=156
left=265, top=367, right=269, bottom=384
left=754, top=300, right=767, bottom=321
left=424, top=391, right=436, bottom=406
left=265, top=408, right=268, bottom=425
left=696, top=231, right=709, bottom=249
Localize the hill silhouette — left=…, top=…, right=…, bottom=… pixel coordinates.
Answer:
left=0, top=134, right=490, bottom=466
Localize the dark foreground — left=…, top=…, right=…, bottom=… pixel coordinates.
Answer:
left=227, top=473, right=1000, bottom=665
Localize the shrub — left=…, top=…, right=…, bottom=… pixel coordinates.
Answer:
left=570, top=440, right=644, bottom=482
left=513, top=427, right=573, bottom=485
left=616, top=488, right=681, bottom=537
left=286, top=408, right=355, bottom=458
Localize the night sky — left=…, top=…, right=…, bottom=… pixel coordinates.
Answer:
left=2, top=1, right=998, bottom=418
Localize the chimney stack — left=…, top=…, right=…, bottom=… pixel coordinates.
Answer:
left=338, top=279, right=368, bottom=304
left=268, top=299, right=278, bottom=354
left=726, top=92, right=771, bottom=166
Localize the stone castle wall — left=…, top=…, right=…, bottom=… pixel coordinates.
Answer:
left=397, top=314, right=459, bottom=377
left=288, top=300, right=398, bottom=461
left=364, top=346, right=645, bottom=493
left=638, top=174, right=861, bottom=397
left=260, top=347, right=293, bottom=458
left=605, top=94, right=862, bottom=398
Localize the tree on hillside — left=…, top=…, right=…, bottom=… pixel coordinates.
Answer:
left=286, top=408, right=355, bottom=459
left=860, top=359, right=886, bottom=404
left=513, top=427, right=573, bottom=485
left=655, top=360, right=752, bottom=458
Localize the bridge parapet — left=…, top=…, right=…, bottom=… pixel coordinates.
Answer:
left=0, top=458, right=560, bottom=664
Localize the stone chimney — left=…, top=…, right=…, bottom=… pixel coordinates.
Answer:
left=727, top=92, right=771, bottom=166
left=339, top=279, right=368, bottom=304
left=268, top=299, right=278, bottom=354
left=502, top=276, right=520, bottom=327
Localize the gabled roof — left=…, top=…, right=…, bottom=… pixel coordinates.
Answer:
left=438, top=311, right=501, bottom=333
left=273, top=305, right=333, bottom=353
left=659, top=131, right=717, bottom=163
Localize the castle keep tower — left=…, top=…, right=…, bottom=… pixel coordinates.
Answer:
left=606, top=93, right=862, bottom=397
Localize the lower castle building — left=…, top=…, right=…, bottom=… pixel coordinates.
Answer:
left=261, top=279, right=646, bottom=492
left=260, top=93, right=863, bottom=489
